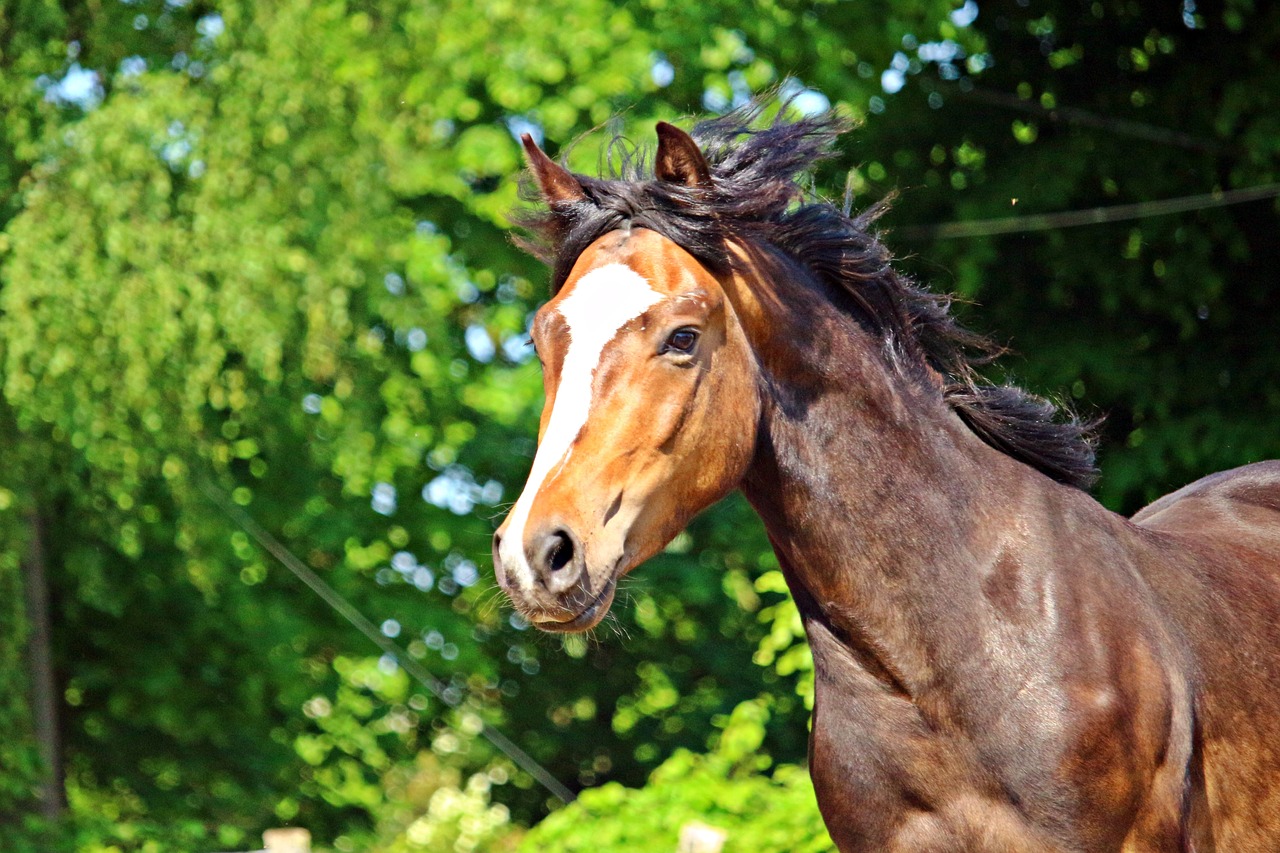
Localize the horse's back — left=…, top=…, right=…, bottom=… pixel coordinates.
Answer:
left=1133, top=460, right=1280, bottom=552
left=1131, top=459, right=1280, bottom=640
left=1132, top=461, right=1280, bottom=851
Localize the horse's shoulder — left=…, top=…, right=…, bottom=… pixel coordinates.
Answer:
left=1131, top=460, right=1280, bottom=529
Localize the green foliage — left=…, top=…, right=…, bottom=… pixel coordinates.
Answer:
left=522, top=698, right=832, bottom=853
left=752, top=567, right=815, bottom=710
left=864, top=0, right=1280, bottom=513
left=363, top=757, right=522, bottom=853
left=290, top=656, right=524, bottom=853
left=0, top=0, right=1276, bottom=851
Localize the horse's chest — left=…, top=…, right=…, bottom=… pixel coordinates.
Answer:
left=807, top=678, right=1009, bottom=846
left=805, top=660, right=1183, bottom=853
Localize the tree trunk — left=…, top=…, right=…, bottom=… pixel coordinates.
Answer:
left=21, top=510, right=63, bottom=819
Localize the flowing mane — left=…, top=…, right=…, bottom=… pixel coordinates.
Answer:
left=515, top=104, right=1099, bottom=489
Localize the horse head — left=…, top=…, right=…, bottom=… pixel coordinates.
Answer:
left=492, top=124, right=760, bottom=631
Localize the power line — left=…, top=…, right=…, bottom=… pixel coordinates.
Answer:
left=201, top=482, right=576, bottom=805
left=893, top=182, right=1280, bottom=241
left=946, top=83, right=1239, bottom=157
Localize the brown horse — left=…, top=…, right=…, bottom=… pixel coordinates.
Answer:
left=491, top=108, right=1280, bottom=852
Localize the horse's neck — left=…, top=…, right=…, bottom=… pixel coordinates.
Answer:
left=724, top=257, right=1212, bottom=851
left=731, top=265, right=1125, bottom=698
left=743, top=382, right=1043, bottom=694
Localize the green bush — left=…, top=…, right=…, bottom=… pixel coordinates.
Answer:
left=520, top=699, right=833, bottom=853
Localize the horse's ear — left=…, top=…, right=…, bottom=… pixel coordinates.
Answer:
left=654, top=121, right=712, bottom=188
left=521, top=134, right=587, bottom=206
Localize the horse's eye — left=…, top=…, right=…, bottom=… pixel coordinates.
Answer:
left=663, top=327, right=699, bottom=354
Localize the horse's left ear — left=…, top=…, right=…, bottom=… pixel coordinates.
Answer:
left=654, top=122, right=712, bottom=188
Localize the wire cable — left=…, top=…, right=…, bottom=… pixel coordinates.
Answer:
left=945, top=83, right=1239, bottom=157
left=201, top=482, right=576, bottom=804
left=893, top=182, right=1280, bottom=241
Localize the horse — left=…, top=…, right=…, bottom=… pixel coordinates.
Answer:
left=490, top=107, right=1280, bottom=852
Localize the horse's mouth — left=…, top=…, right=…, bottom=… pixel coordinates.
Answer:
left=531, top=578, right=617, bottom=633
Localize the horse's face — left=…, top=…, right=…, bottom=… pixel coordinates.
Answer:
left=493, top=225, right=759, bottom=631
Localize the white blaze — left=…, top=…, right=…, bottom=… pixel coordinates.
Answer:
left=499, top=263, right=663, bottom=586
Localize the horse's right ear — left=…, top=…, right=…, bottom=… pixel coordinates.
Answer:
left=521, top=134, right=587, bottom=207
left=654, top=122, right=712, bottom=188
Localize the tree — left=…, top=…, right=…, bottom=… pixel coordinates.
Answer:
left=0, top=0, right=218, bottom=838
left=861, top=0, right=1280, bottom=514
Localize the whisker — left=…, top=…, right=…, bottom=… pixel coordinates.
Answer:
left=476, top=585, right=507, bottom=620
left=604, top=610, right=631, bottom=643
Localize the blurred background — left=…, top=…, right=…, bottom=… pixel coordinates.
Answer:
left=0, top=1, right=1276, bottom=850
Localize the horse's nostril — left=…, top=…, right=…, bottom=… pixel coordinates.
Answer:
left=531, top=527, right=582, bottom=591
left=493, top=531, right=503, bottom=552
left=547, top=530, right=575, bottom=572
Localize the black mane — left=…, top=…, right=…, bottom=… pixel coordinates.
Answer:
left=515, top=104, right=1099, bottom=490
